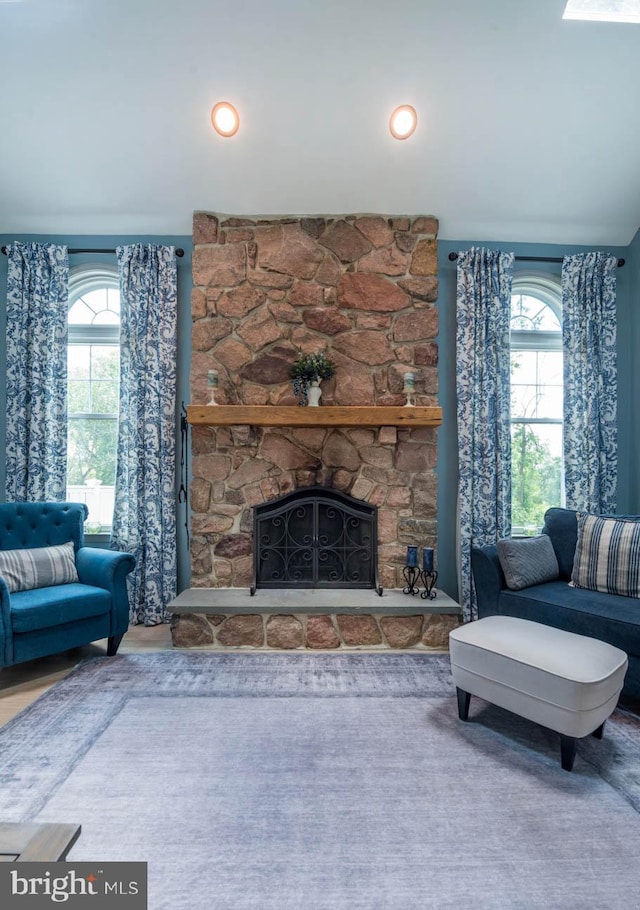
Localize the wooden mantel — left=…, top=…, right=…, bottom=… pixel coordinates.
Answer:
left=187, top=405, right=442, bottom=428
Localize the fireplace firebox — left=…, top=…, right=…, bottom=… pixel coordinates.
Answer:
left=251, top=486, right=382, bottom=594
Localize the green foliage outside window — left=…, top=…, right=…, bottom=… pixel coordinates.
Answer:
left=67, top=419, right=118, bottom=486
left=511, top=425, right=561, bottom=535
left=67, top=344, right=119, bottom=487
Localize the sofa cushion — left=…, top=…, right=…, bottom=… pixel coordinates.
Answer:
left=498, top=580, right=640, bottom=658
left=572, top=512, right=640, bottom=598
left=10, top=583, right=112, bottom=634
left=497, top=535, right=559, bottom=590
left=0, top=541, right=78, bottom=593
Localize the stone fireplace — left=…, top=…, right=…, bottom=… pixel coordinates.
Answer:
left=169, top=211, right=460, bottom=650
left=189, top=211, right=439, bottom=591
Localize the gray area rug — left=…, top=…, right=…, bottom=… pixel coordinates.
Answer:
left=1, top=651, right=640, bottom=909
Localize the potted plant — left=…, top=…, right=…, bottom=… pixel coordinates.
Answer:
left=289, top=350, right=335, bottom=406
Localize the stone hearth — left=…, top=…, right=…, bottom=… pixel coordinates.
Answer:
left=169, top=588, right=461, bottom=651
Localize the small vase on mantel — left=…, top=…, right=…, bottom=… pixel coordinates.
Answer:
left=289, top=350, right=335, bottom=407
left=307, top=378, right=322, bottom=407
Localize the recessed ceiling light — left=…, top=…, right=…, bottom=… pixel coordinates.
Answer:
left=211, top=102, right=239, bottom=138
left=563, top=1, right=640, bottom=23
left=389, top=105, right=417, bottom=140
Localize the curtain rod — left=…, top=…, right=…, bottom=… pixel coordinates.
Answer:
left=1, top=246, right=185, bottom=257
left=448, top=251, right=625, bottom=267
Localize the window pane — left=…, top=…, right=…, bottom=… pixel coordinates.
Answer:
left=68, top=300, right=95, bottom=326
left=511, top=350, right=538, bottom=384
left=66, top=478, right=116, bottom=534
left=511, top=423, right=563, bottom=535
left=511, top=351, right=563, bottom=419
left=91, top=381, right=119, bottom=413
left=537, top=351, right=563, bottom=384
left=511, top=294, right=560, bottom=331
left=91, top=345, right=120, bottom=380
left=67, top=417, right=118, bottom=487
left=68, top=288, right=120, bottom=327
left=107, top=288, right=121, bottom=315
left=82, top=289, right=108, bottom=312
left=68, top=345, right=90, bottom=378
left=68, top=380, right=91, bottom=412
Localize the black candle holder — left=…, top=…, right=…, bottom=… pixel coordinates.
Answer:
left=420, top=569, right=438, bottom=600
left=402, top=565, right=422, bottom=595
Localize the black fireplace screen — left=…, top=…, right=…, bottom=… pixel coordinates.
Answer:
left=252, top=486, right=381, bottom=594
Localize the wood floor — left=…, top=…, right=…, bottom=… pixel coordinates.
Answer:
left=0, top=624, right=172, bottom=728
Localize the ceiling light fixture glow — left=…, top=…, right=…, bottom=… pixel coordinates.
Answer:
left=211, top=101, right=239, bottom=137
left=389, top=105, right=417, bottom=140
left=563, top=1, right=640, bottom=23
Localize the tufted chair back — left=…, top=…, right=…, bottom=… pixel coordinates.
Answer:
left=0, top=502, right=88, bottom=554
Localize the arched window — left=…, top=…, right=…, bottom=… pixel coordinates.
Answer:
left=66, top=267, right=120, bottom=535
left=510, top=276, right=564, bottom=535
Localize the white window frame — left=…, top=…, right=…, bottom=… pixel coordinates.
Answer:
left=67, top=265, right=120, bottom=538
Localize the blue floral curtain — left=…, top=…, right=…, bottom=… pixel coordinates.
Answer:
left=5, top=242, right=69, bottom=501
left=456, top=248, right=514, bottom=621
left=562, top=253, right=618, bottom=514
left=111, top=244, right=178, bottom=625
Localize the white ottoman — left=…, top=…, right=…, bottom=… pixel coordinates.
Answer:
left=449, top=615, right=628, bottom=771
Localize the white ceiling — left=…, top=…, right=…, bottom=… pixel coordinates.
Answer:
left=1, top=0, right=640, bottom=245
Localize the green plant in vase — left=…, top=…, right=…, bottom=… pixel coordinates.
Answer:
left=289, top=350, right=336, bottom=406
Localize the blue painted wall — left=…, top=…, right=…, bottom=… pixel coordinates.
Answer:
left=436, top=238, right=634, bottom=600
left=1, top=230, right=638, bottom=602
left=0, top=234, right=193, bottom=592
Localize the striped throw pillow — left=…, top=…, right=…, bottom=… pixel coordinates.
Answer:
left=571, top=513, right=640, bottom=598
left=0, top=541, right=78, bottom=593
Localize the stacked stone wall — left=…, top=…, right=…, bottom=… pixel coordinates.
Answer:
left=190, top=212, right=440, bottom=589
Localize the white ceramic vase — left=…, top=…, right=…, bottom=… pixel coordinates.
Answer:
left=307, top=379, right=322, bottom=407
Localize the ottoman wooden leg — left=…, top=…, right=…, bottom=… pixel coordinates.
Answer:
left=592, top=721, right=605, bottom=740
left=560, top=735, right=577, bottom=772
left=456, top=687, right=471, bottom=721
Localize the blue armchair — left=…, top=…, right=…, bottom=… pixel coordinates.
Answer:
left=0, top=502, right=135, bottom=668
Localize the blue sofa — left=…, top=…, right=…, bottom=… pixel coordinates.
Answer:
left=0, top=502, right=135, bottom=668
left=472, top=507, right=640, bottom=697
